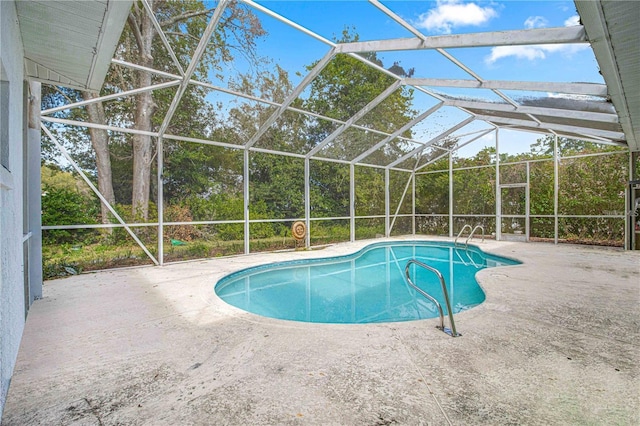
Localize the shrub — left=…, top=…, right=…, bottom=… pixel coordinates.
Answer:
left=41, top=185, right=99, bottom=244
left=164, top=204, right=199, bottom=241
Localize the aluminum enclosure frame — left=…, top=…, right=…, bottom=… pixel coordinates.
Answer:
left=39, top=0, right=637, bottom=264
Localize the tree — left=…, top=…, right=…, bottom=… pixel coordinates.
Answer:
left=298, top=29, right=417, bottom=219
left=120, top=0, right=265, bottom=218
left=41, top=165, right=99, bottom=244
left=46, top=1, right=265, bottom=220
left=303, top=30, right=416, bottom=164
left=530, top=134, right=605, bottom=157
left=82, top=91, right=115, bottom=223
left=40, top=87, right=115, bottom=225
left=222, top=67, right=307, bottom=220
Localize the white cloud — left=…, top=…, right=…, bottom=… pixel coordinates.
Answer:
left=485, top=45, right=547, bottom=63
left=564, top=15, right=580, bottom=26
left=485, top=14, right=588, bottom=65
left=414, top=0, right=498, bottom=34
left=524, top=16, right=548, bottom=29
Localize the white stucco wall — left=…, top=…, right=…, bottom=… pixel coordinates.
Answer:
left=0, top=0, right=26, bottom=416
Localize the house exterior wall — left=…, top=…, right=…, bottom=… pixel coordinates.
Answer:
left=0, top=0, right=27, bottom=416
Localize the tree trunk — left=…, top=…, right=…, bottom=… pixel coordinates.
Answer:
left=82, top=91, right=115, bottom=225
left=131, top=3, right=157, bottom=220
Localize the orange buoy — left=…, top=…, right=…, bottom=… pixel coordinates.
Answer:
left=291, top=221, right=306, bottom=240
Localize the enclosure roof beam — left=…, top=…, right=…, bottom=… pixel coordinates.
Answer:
left=42, top=116, right=158, bottom=137
left=244, top=48, right=336, bottom=149
left=352, top=103, right=444, bottom=164
left=404, top=78, right=608, bottom=97
left=141, top=0, right=185, bottom=77
left=370, top=0, right=516, bottom=97
left=475, top=115, right=625, bottom=140
left=336, top=26, right=587, bottom=54
left=370, top=0, right=484, bottom=88
left=112, top=59, right=182, bottom=81
left=445, top=99, right=619, bottom=123
left=157, top=0, right=229, bottom=137
left=388, top=116, right=475, bottom=168
left=459, top=122, right=621, bottom=146
left=414, top=128, right=495, bottom=172
left=41, top=80, right=182, bottom=116
left=306, top=80, right=402, bottom=158
left=42, top=115, right=415, bottom=173
left=241, top=3, right=429, bottom=141
left=371, top=0, right=548, bottom=145
left=369, top=0, right=423, bottom=39
left=241, top=0, right=336, bottom=48
left=112, top=59, right=439, bottom=151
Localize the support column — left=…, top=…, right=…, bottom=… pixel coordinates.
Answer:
left=412, top=172, right=416, bottom=235
left=554, top=134, right=559, bottom=244
left=385, top=168, right=390, bottom=237
left=157, top=136, right=164, bottom=265
left=350, top=164, right=355, bottom=242
left=627, top=151, right=639, bottom=250
left=244, top=149, right=250, bottom=254
left=27, top=81, right=42, bottom=301
left=525, top=161, right=530, bottom=241
left=448, top=150, right=453, bottom=238
left=495, top=129, right=501, bottom=241
left=304, top=158, right=310, bottom=248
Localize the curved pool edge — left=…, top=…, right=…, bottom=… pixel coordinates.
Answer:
left=212, top=236, right=523, bottom=325
left=214, top=237, right=520, bottom=290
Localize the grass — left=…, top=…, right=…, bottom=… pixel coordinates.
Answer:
left=42, top=229, right=354, bottom=280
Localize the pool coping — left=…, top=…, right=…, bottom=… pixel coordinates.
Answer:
left=214, top=239, right=521, bottom=325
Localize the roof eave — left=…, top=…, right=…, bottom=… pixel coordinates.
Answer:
left=86, top=1, right=132, bottom=92
left=19, top=0, right=132, bottom=93
left=575, top=0, right=639, bottom=152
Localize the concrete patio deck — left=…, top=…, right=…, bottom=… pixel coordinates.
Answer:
left=2, top=237, right=639, bottom=425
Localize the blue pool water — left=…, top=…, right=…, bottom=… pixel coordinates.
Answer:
left=215, top=241, right=520, bottom=324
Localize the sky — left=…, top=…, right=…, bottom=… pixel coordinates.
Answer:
left=212, top=0, right=606, bottom=157
left=248, top=0, right=602, bottom=84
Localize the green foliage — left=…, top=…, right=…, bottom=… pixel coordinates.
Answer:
left=310, top=221, right=351, bottom=244
left=415, top=171, right=448, bottom=215
left=414, top=135, right=628, bottom=245
left=163, top=144, right=243, bottom=201
left=185, top=193, right=243, bottom=221
left=529, top=161, right=554, bottom=216
left=354, top=167, right=385, bottom=216
left=40, top=165, right=89, bottom=194
left=389, top=170, right=413, bottom=215
left=355, top=218, right=385, bottom=240
left=250, top=153, right=305, bottom=220
left=41, top=186, right=99, bottom=244
left=164, top=204, right=198, bottom=241
left=558, top=153, right=627, bottom=215
left=530, top=135, right=626, bottom=157
left=310, top=161, right=350, bottom=218
left=452, top=167, right=495, bottom=215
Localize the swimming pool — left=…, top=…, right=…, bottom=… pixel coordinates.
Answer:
left=215, top=241, right=520, bottom=324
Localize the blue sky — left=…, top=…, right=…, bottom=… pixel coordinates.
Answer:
left=212, top=0, right=605, bottom=156
left=247, top=0, right=602, bottom=85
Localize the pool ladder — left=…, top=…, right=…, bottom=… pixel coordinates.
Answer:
left=454, top=224, right=485, bottom=247
left=405, top=260, right=461, bottom=337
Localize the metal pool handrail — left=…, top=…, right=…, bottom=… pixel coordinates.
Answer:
left=465, top=225, right=485, bottom=247
left=405, top=260, right=461, bottom=337
left=454, top=224, right=473, bottom=246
